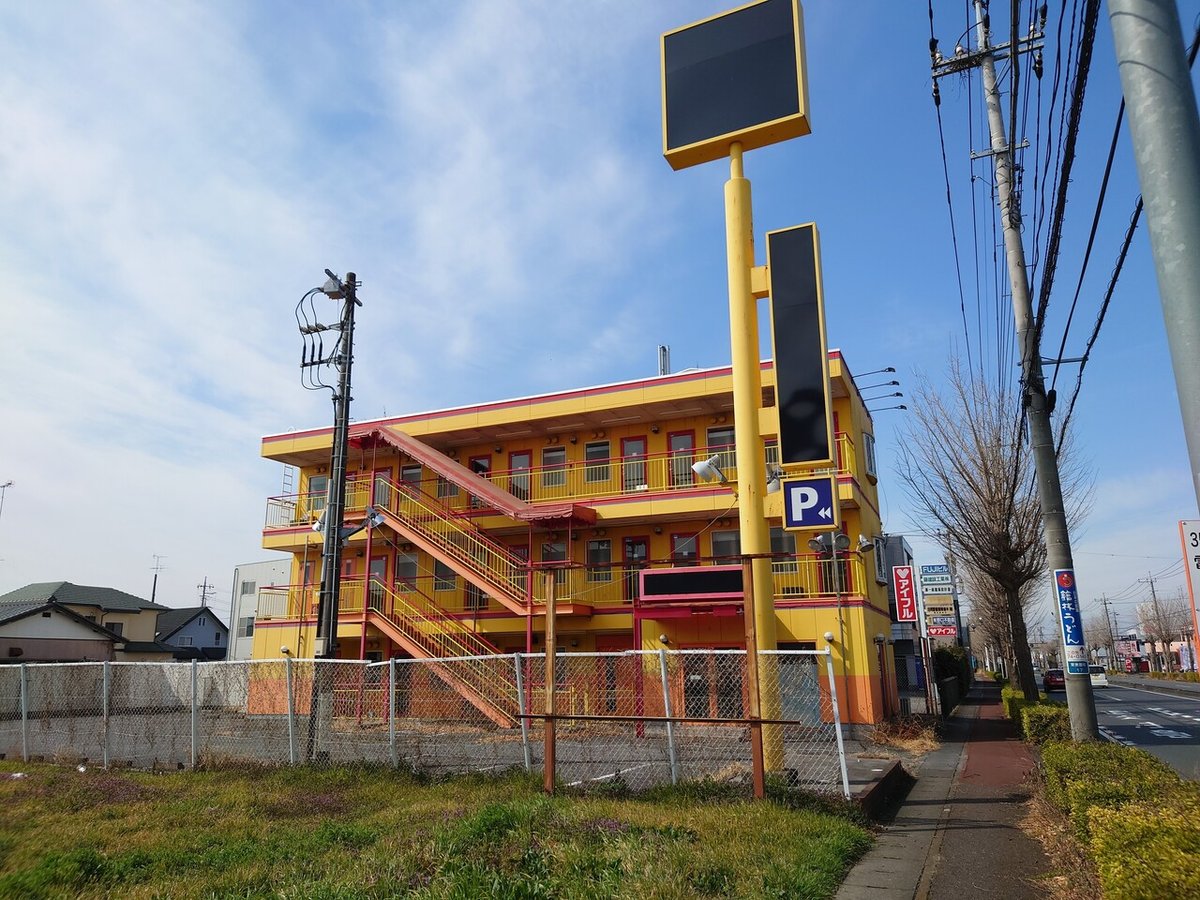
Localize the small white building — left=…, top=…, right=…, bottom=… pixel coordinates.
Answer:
left=227, top=558, right=291, bottom=660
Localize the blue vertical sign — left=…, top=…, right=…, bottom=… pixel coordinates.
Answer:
left=1054, top=569, right=1089, bottom=675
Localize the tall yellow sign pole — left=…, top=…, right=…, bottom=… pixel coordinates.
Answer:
left=725, top=142, right=782, bottom=769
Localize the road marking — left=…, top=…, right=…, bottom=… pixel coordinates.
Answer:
left=1099, top=726, right=1135, bottom=747
left=1110, top=684, right=1200, bottom=705
left=1149, top=729, right=1191, bottom=740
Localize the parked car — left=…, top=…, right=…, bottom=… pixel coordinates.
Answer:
left=1089, top=665, right=1109, bottom=688
left=1043, top=668, right=1065, bottom=692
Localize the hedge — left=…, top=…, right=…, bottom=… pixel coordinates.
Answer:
left=1089, top=784, right=1200, bottom=899
left=1019, top=703, right=1070, bottom=745
left=1041, top=741, right=1182, bottom=841
left=934, top=645, right=972, bottom=695
left=1000, top=685, right=1044, bottom=737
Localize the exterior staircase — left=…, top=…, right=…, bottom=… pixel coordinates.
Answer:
left=361, top=475, right=533, bottom=615
left=365, top=580, right=519, bottom=727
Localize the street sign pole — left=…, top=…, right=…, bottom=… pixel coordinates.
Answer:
left=1178, top=521, right=1200, bottom=673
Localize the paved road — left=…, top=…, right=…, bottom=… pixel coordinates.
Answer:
left=1047, top=682, right=1200, bottom=779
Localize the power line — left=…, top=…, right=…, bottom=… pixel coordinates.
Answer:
left=929, top=0, right=976, bottom=377
left=1054, top=23, right=1200, bottom=451
left=1031, top=0, right=1102, bottom=354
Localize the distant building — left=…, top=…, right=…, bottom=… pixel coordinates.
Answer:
left=0, top=601, right=122, bottom=662
left=227, top=559, right=292, bottom=661
left=155, top=607, right=230, bottom=661
left=0, top=582, right=174, bottom=661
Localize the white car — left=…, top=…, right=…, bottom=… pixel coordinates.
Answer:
left=1089, top=665, right=1109, bottom=688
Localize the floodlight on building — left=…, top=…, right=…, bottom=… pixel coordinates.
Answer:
left=765, top=463, right=785, bottom=494
left=691, top=454, right=728, bottom=484
left=857, top=534, right=874, bottom=553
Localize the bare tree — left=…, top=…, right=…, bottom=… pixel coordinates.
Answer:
left=1138, top=586, right=1190, bottom=673
left=895, top=360, right=1091, bottom=701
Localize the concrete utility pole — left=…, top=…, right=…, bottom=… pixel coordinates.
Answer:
left=1098, top=595, right=1117, bottom=667
left=957, top=1, right=1099, bottom=738
left=314, top=271, right=360, bottom=660
left=1109, top=0, right=1200, bottom=509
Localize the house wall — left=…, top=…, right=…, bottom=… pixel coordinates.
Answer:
left=61, top=606, right=159, bottom=643
left=167, top=613, right=228, bottom=653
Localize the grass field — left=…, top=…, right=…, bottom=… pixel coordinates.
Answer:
left=0, top=761, right=870, bottom=899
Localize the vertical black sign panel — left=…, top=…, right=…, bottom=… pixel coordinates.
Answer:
left=661, top=0, right=809, bottom=170
left=768, top=224, right=832, bottom=466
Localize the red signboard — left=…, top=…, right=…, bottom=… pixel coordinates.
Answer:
left=928, top=625, right=958, bottom=637
left=893, top=565, right=917, bottom=621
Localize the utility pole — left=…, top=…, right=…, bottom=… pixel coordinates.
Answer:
left=298, top=270, right=361, bottom=763
left=1098, top=595, right=1117, bottom=668
left=196, top=577, right=215, bottom=609
left=933, top=2, right=1098, bottom=739
left=1138, top=571, right=1170, bottom=672
left=1109, top=0, right=1200, bottom=510
left=151, top=555, right=166, bottom=605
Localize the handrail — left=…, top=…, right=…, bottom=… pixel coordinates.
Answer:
left=264, top=432, right=862, bottom=528
left=367, top=474, right=528, bottom=606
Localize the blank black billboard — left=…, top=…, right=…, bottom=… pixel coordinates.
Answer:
left=641, top=566, right=744, bottom=601
left=768, top=224, right=832, bottom=466
left=662, top=0, right=808, bottom=169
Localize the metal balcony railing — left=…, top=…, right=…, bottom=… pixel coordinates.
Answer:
left=263, top=433, right=861, bottom=530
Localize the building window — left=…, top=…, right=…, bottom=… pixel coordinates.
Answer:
left=198, top=616, right=207, bottom=627
left=434, top=561, right=456, bottom=591
left=542, top=540, right=568, bottom=585
left=238, top=617, right=255, bottom=638
left=584, top=441, right=610, bottom=483
left=671, top=534, right=698, bottom=564
left=240, top=580, right=256, bottom=596
left=586, top=540, right=612, bottom=582
left=178, top=636, right=193, bottom=647
left=542, top=447, right=567, bottom=488
left=706, top=426, right=736, bottom=469
left=396, top=552, right=418, bottom=589
left=400, top=464, right=422, bottom=488
left=436, top=476, right=459, bottom=499
left=214, top=632, right=222, bottom=645
left=874, top=537, right=888, bottom=583
left=84, top=615, right=96, bottom=623
left=863, top=432, right=877, bottom=479
left=308, top=474, right=329, bottom=515
left=711, top=529, right=740, bottom=561
left=108, top=622, right=123, bottom=637
left=770, top=527, right=798, bottom=574
left=465, top=584, right=488, bottom=610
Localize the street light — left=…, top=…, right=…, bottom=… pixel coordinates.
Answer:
left=809, top=531, right=877, bottom=716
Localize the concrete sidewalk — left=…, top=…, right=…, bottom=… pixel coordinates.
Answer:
left=836, top=682, right=1051, bottom=900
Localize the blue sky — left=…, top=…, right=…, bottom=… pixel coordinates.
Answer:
left=0, top=1, right=1197, bottom=635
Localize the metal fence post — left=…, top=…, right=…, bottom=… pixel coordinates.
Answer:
left=513, top=653, right=531, bottom=773
left=824, top=647, right=851, bottom=799
left=286, top=656, right=297, bottom=765
left=190, top=659, right=199, bottom=770
left=19, top=663, right=28, bottom=763
left=102, top=662, right=111, bottom=770
left=387, top=658, right=397, bottom=769
left=658, top=649, right=679, bottom=785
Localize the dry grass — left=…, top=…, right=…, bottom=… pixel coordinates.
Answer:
left=866, top=716, right=941, bottom=755
left=1018, top=790, right=1102, bottom=900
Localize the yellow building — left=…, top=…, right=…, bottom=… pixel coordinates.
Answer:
left=257, top=353, right=898, bottom=724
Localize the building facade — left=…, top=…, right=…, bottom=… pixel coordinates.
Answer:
left=155, top=607, right=230, bottom=660
left=227, top=559, right=293, bottom=661
left=256, top=355, right=898, bottom=723
left=0, top=582, right=174, bottom=661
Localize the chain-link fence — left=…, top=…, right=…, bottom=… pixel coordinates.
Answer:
left=0, top=650, right=847, bottom=796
